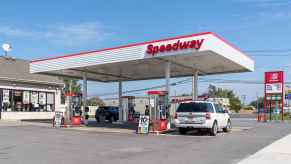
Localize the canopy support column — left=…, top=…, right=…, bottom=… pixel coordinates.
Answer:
left=165, top=61, right=171, bottom=115
left=192, top=70, right=198, bottom=100
left=165, top=61, right=171, bottom=129
left=165, top=62, right=171, bottom=96
left=82, top=71, right=88, bottom=121
left=118, top=81, right=123, bottom=121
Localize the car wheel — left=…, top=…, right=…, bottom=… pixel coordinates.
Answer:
left=178, top=128, right=188, bottom=135
left=210, top=121, right=218, bottom=136
left=223, top=119, right=231, bottom=133
left=110, top=116, right=115, bottom=123
left=99, top=115, right=104, bottom=123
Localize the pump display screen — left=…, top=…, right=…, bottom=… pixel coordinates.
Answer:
left=177, top=102, right=214, bottom=113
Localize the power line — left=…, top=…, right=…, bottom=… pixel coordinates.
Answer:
left=249, top=54, right=291, bottom=57
left=92, top=78, right=265, bottom=97
left=94, top=78, right=193, bottom=97
left=244, top=49, right=291, bottom=53
left=92, top=48, right=291, bottom=97
left=93, top=77, right=291, bottom=97
left=241, top=48, right=291, bottom=57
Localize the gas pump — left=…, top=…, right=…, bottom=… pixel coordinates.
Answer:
left=64, top=92, right=82, bottom=126
left=147, top=91, right=170, bottom=132
left=71, top=93, right=82, bottom=117
left=121, top=96, right=135, bottom=121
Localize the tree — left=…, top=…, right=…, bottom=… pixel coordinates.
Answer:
left=208, top=85, right=217, bottom=98
left=207, top=84, right=242, bottom=112
left=180, top=93, right=191, bottom=97
left=61, top=78, right=82, bottom=104
left=229, top=96, right=242, bottom=113
left=87, top=97, right=105, bottom=106
left=249, top=97, right=264, bottom=110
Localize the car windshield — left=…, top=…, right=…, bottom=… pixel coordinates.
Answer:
left=98, top=107, right=109, bottom=111
left=176, top=102, right=213, bottom=113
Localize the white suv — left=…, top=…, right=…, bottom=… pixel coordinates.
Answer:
left=174, top=101, right=231, bottom=136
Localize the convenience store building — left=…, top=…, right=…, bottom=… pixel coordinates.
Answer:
left=0, top=57, right=63, bottom=120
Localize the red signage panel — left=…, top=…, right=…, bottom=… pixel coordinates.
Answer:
left=147, top=90, right=168, bottom=96
left=64, top=92, right=76, bottom=97
left=265, top=71, right=284, bottom=84
left=263, top=71, right=284, bottom=121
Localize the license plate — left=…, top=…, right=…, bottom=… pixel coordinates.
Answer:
left=192, top=118, right=204, bottom=123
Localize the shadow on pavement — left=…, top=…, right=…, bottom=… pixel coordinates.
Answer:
left=21, top=119, right=52, bottom=124
left=164, top=129, right=216, bottom=136
left=87, top=120, right=137, bottom=131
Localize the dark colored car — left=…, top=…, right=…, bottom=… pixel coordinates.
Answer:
left=95, top=106, right=119, bottom=123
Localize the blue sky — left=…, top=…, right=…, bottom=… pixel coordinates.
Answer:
left=1, top=0, right=291, bottom=103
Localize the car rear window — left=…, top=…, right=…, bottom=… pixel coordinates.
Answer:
left=176, top=102, right=214, bottom=113
left=98, top=107, right=109, bottom=110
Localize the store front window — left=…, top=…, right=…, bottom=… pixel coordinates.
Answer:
left=1, top=89, right=55, bottom=112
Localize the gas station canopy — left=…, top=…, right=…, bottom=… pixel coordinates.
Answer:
left=30, top=32, right=254, bottom=82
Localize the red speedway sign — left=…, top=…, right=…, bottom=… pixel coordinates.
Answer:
left=146, top=39, right=204, bottom=56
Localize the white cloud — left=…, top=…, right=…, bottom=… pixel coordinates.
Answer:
left=234, top=0, right=291, bottom=7
left=235, top=0, right=286, bottom=3
left=0, top=22, right=111, bottom=47
left=224, top=0, right=291, bottom=32
left=44, top=22, right=111, bottom=46
left=236, top=0, right=277, bottom=2
left=258, top=10, right=291, bottom=20
left=0, top=26, right=39, bottom=38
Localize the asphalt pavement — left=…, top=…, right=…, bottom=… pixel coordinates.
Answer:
left=0, top=119, right=291, bottom=164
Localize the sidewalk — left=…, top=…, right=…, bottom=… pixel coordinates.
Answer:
left=0, top=120, right=51, bottom=127
left=237, top=133, right=291, bottom=164
left=0, top=120, right=23, bottom=126
left=0, top=120, right=136, bottom=134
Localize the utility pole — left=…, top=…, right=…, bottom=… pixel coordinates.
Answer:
left=174, top=90, right=177, bottom=113
left=241, top=95, right=246, bottom=107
